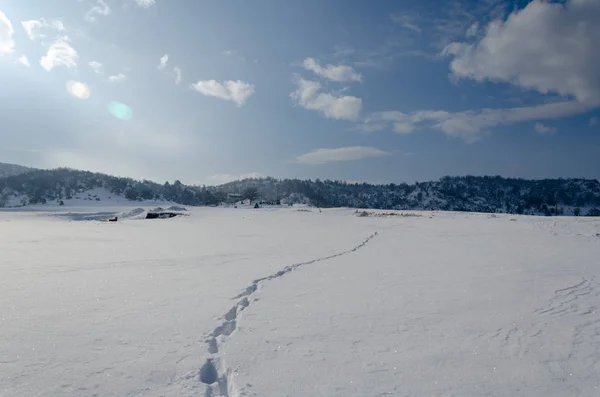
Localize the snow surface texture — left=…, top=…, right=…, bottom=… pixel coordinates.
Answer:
left=1, top=207, right=600, bottom=396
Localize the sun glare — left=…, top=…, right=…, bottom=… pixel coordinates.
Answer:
left=66, top=81, right=91, bottom=99
left=108, top=101, right=133, bottom=121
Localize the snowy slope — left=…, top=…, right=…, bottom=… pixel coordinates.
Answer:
left=2, top=187, right=175, bottom=209
left=1, top=208, right=599, bottom=396
left=0, top=162, right=32, bottom=178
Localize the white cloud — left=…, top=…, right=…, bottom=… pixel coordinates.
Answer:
left=21, top=19, right=64, bottom=41
left=191, top=80, right=255, bottom=106
left=390, top=14, right=422, bottom=33
left=534, top=122, right=556, bottom=135
left=0, top=11, right=15, bottom=55
left=173, top=67, right=182, bottom=84
left=158, top=54, right=168, bottom=70
left=296, top=146, right=390, bottom=165
left=107, top=73, right=127, bottom=83
left=89, top=61, right=103, bottom=74
left=133, top=0, right=156, bottom=8
left=360, top=111, right=415, bottom=134
left=17, top=55, right=30, bottom=67
left=360, top=101, right=590, bottom=142
left=445, top=0, right=600, bottom=106
left=290, top=77, right=362, bottom=121
left=85, top=0, right=111, bottom=22
left=40, top=37, right=78, bottom=71
left=21, top=20, right=41, bottom=40
left=302, top=58, right=362, bottom=83
left=589, top=117, right=598, bottom=127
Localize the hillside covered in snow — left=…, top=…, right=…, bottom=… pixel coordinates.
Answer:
left=1, top=164, right=600, bottom=216
left=217, top=176, right=600, bottom=216
left=0, top=162, right=32, bottom=178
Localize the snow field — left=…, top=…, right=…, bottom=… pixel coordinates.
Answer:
left=1, top=208, right=599, bottom=396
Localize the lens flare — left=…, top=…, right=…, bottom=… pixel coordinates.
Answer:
left=108, top=101, right=133, bottom=121
left=66, top=81, right=90, bottom=99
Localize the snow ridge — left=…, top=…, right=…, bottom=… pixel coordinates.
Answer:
left=199, top=231, right=379, bottom=397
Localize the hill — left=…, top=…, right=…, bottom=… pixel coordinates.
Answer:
left=0, top=163, right=599, bottom=216
left=215, top=176, right=600, bottom=216
left=0, top=162, right=33, bottom=178
left=0, top=167, right=221, bottom=208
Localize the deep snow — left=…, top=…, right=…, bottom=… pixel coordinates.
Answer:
left=1, top=207, right=599, bottom=396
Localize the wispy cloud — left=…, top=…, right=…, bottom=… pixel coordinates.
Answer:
left=173, top=67, right=182, bottom=84
left=190, top=80, right=255, bottom=106
left=290, top=77, right=362, bottom=121
left=158, top=54, right=168, bottom=70
left=85, top=0, right=111, bottom=22
left=350, top=40, right=431, bottom=70
left=107, top=73, right=127, bottom=83
left=589, top=117, right=598, bottom=127
left=132, top=0, right=156, bottom=8
left=17, top=54, right=30, bottom=67
left=465, top=22, right=479, bottom=37
left=358, top=111, right=415, bottom=134
left=3, top=148, right=43, bottom=153
left=157, top=54, right=182, bottom=84
left=21, top=19, right=64, bottom=41
left=359, top=101, right=590, bottom=142
left=40, top=37, right=78, bottom=71
left=302, top=57, right=363, bottom=83
left=0, top=11, right=15, bottom=55
left=297, top=146, right=390, bottom=165
left=534, top=122, right=556, bottom=135
left=221, top=49, right=257, bottom=64
left=390, top=14, right=422, bottom=33
left=89, top=60, right=103, bottom=74
left=332, top=45, right=356, bottom=58
left=432, top=0, right=507, bottom=47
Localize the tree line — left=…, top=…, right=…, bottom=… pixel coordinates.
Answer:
left=1, top=168, right=600, bottom=216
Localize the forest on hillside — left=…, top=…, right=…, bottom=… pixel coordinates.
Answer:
left=1, top=167, right=600, bottom=216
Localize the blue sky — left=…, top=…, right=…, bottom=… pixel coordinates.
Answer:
left=0, top=0, right=599, bottom=185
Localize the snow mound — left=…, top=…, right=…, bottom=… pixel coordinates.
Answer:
left=50, top=212, right=119, bottom=221
left=166, top=205, right=187, bottom=211
left=119, top=208, right=147, bottom=219
left=150, top=206, right=188, bottom=215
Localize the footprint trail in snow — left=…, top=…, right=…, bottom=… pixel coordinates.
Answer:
left=197, top=231, right=379, bottom=397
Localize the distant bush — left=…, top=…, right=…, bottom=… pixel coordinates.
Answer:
left=355, top=210, right=422, bottom=218
left=588, top=208, right=600, bottom=217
